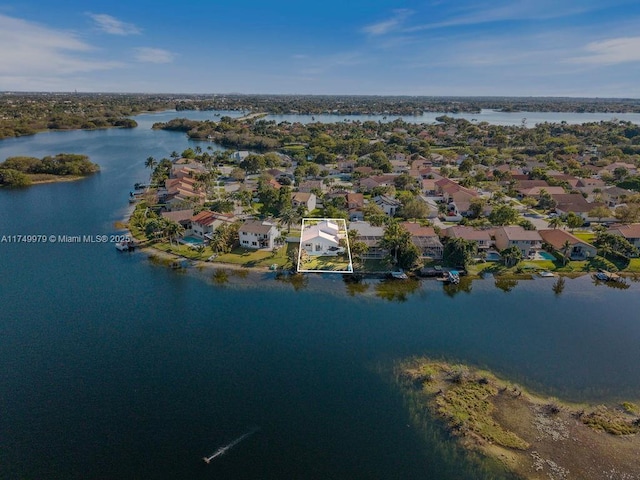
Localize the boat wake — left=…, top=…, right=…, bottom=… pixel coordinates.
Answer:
left=202, top=427, right=260, bottom=464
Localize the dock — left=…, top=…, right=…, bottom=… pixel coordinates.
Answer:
left=593, top=270, right=623, bottom=282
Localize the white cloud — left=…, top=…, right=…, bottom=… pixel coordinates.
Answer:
left=570, top=37, right=640, bottom=65
left=134, top=47, right=175, bottom=64
left=405, top=1, right=618, bottom=32
left=87, top=13, right=141, bottom=35
left=362, top=9, right=413, bottom=36
left=0, top=13, right=122, bottom=80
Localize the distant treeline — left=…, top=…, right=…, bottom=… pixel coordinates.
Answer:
left=3, top=93, right=640, bottom=142
left=0, top=154, right=99, bottom=187
left=174, top=94, right=640, bottom=115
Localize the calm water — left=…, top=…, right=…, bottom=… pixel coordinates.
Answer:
left=140, top=108, right=640, bottom=127
left=1, top=113, right=640, bottom=480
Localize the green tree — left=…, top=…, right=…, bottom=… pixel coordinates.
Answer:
left=380, top=220, right=419, bottom=269
left=614, top=204, right=640, bottom=224
left=500, top=245, right=523, bottom=267
left=564, top=212, right=583, bottom=231
left=488, top=204, right=519, bottom=226
left=397, top=197, right=429, bottom=220
left=239, top=154, right=266, bottom=174
left=588, top=205, right=612, bottom=222
left=548, top=216, right=565, bottom=229
left=443, top=237, right=478, bottom=269
left=561, top=240, right=572, bottom=265
left=279, top=207, right=301, bottom=233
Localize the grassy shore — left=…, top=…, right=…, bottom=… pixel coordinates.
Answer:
left=397, top=359, right=640, bottom=480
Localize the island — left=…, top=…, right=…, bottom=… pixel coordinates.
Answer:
left=397, top=359, right=640, bottom=479
left=0, top=154, right=100, bottom=187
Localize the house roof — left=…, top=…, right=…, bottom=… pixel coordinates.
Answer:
left=301, top=220, right=340, bottom=243
left=497, top=226, right=542, bottom=241
left=161, top=210, right=193, bottom=223
left=349, top=221, right=384, bottom=244
left=539, top=229, right=594, bottom=249
left=552, top=193, right=593, bottom=213
left=346, top=193, right=364, bottom=208
left=191, top=210, right=236, bottom=226
left=608, top=223, right=640, bottom=239
left=400, top=222, right=437, bottom=238
left=374, top=194, right=402, bottom=206
left=240, top=219, right=277, bottom=235
left=291, top=192, right=314, bottom=203
left=518, top=186, right=566, bottom=196
left=445, top=225, right=492, bottom=241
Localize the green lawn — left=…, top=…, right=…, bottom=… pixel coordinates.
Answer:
left=300, top=254, right=351, bottom=272
left=153, top=242, right=213, bottom=260
left=212, top=244, right=290, bottom=268
left=572, top=231, right=596, bottom=243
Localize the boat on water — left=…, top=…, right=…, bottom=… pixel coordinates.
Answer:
left=389, top=270, right=408, bottom=280
left=539, top=271, right=555, bottom=278
left=442, top=270, right=460, bottom=284
left=202, top=427, right=260, bottom=464
left=593, top=269, right=623, bottom=282
left=115, top=241, right=135, bottom=252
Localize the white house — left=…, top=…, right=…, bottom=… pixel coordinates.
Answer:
left=239, top=220, right=279, bottom=250
left=301, top=220, right=344, bottom=256
left=374, top=195, right=402, bottom=216
left=291, top=192, right=317, bottom=212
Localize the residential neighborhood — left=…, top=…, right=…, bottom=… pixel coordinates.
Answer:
left=130, top=115, right=640, bottom=278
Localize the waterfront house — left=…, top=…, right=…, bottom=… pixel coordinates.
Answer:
left=539, top=229, right=597, bottom=260
left=444, top=225, right=493, bottom=250
left=400, top=222, right=443, bottom=259
left=607, top=223, right=640, bottom=251
left=161, top=210, right=193, bottom=229
left=494, top=226, right=543, bottom=257
left=239, top=220, right=279, bottom=250
left=348, top=221, right=387, bottom=259
left=190, top=211, right=236, bottom=239
left=301, top=220, right=344, bottom=256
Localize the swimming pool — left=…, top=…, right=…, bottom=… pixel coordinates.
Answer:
left=534, top=251, right=555, bottom=260
left=486, top=251, right=502, bottom=261
left=181, top=235, right=204, bottom=246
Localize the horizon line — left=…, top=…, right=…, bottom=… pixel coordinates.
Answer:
left=2, top=91, right=640, bottom=101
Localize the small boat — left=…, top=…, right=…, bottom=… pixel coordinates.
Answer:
left=390, top=271, right=408, bottom=280
left=538, top=271, right=555, bottom=278
left=442, top=270, right=460, bottom=284
left=115, top=241, right=134, bottom=252
left=593, top=270, right=623, bottom=282
left=133, top=182, right=147, bottom=190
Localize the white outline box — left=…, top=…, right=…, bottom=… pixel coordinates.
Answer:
left=297, top=218, right=353, bottom=274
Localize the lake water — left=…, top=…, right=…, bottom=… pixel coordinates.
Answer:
left=138, top=108, right=640, bottom=127
left=1, top=112, right=640, bottom=479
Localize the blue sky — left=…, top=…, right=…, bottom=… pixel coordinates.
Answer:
left=1, top=0, right=640, bottom=96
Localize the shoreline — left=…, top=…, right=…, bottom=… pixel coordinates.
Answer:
left=397, top=358, right=640, bottom=480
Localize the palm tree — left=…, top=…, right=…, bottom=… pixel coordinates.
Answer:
left=279, top=207, right=301, bottom=233
left=548, top=216, right=564, bottom=229
left=164, top=220, right=185, bottom=246
left=144, top=156, right=157, bottom=170
left=561, top=240, right=572, bottom=265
